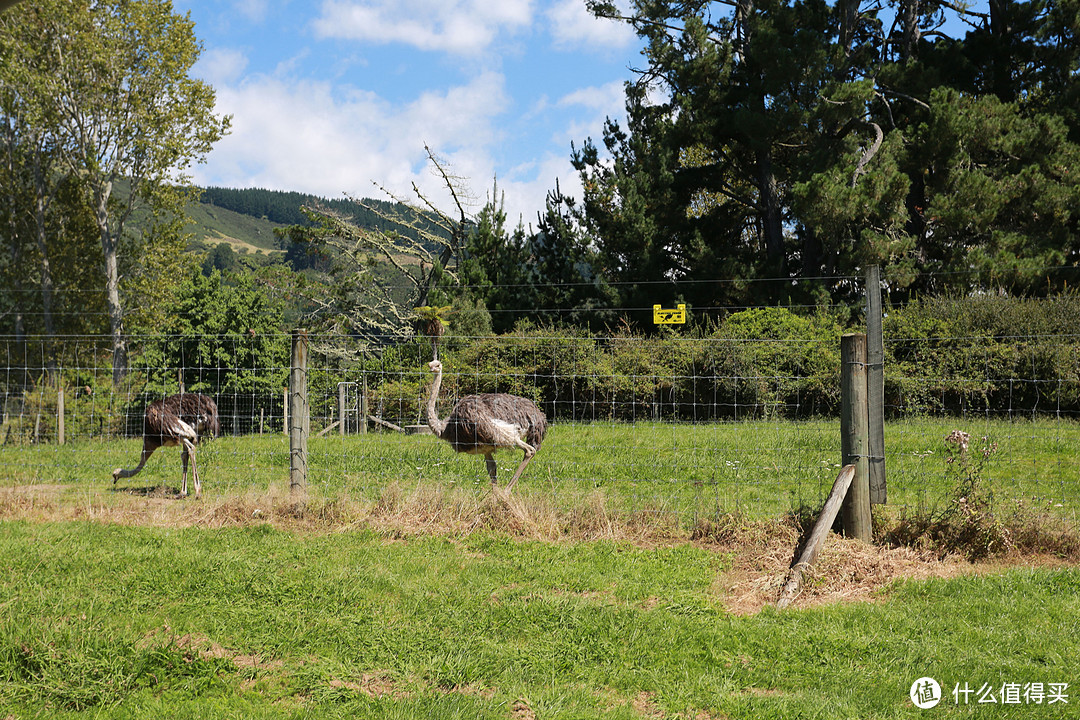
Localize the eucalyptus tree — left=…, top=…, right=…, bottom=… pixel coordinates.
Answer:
left=10, top=0, right=229, bottom=385
left=0, top=6, right=68, bottom=361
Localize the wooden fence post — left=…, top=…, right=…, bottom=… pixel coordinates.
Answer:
left=360, top=374, right=368, bottom=435
left=338, top=382, right=347, bottom=436
left=778, top=464, right=856, bottom=608
left=289, top=329, right=309, bottom=496
left=841, top=333, right=872, bottom=541
left=57, top=385, right=65, bottom=446
left=866, top=264, right=887, bottom=504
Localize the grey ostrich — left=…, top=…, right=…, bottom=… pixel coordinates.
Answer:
left=112, top=392, right=220, bottom=499
left=425, top=360, right=547, bottom=492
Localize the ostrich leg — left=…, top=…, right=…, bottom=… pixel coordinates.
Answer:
left=485, top=453, right=498, bottom=485
left=180, top=438, right=202, bottom=499
left=180, top=442, right=190, bottom=497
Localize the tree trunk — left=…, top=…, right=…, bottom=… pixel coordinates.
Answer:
left=32, top=152, right=58, bottom=380
left=899, top=0, right=921, bottom=61
left=756, top=148, right=785, bottom=268
left=838, top=0, right=860, bottom=55
left=94, top=180, right=127, bottom=386
left=1, top=120, right=28, bottom=388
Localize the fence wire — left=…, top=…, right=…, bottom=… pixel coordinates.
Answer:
left=1, top=328, right=1077, bottom=524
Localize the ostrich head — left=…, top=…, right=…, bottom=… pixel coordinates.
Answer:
left=428, top=360, right=442, bottom=373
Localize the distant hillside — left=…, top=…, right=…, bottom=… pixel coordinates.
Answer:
left=189, top=186, right=448, bottom=257
left=184, top=196, right=286, bottom=254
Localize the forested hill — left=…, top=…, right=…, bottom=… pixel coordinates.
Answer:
left=198, top=186, right=405, bottom=233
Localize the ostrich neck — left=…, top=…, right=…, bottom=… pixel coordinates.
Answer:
left=426, top=368, right=448, bottom=437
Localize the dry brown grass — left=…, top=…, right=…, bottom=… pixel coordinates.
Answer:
left=2, top=482, right=1076, bottom=615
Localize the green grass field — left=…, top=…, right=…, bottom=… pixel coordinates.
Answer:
left=3, top=418, right=1077, bottom=522
left=0, top=520, right=1077, bottom=719
left=1, top=418, right=1078, bottom=718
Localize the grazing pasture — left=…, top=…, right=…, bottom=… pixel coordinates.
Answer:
left=2, top=417, right=1077, bottom=718
left=0, top=516, right=1077, bottom=719
left=3, top=418, right=1077, bottom=522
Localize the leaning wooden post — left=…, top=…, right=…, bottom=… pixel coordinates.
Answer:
left=289, top=329, right=309, bottom=496
left=841, top=333, right=872, bottom=541
left=56, top=384, right=65, bottom=445
left=778, top=465, right=856, bottom=609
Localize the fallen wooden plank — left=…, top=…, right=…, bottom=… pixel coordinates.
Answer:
left=316, top=420, right=340, bottom=438
left=368, top=415, right=404, bottom=433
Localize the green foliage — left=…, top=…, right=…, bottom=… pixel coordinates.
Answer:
left=0, top=0, right=230, bottom=383
left=131, top=267, right=288, bottom=396
left=366, top=308, right=846, bottom=424
left=910, top=88, right=1080, bottom=292
left=578, top=0, right=1080, bottom=305
left=883, top=293, right=1080, bottom=415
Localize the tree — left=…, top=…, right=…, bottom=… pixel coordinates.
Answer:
left=1, top=5, right=75, bottom=372
left=579, top=0, right=1079, bottom=307
left=278, top=146, right=471, bottom=350
left=135, top=267, right=288, bottom=395
left=10, top=0, right=229, bottom=385
left=581, top=0, right=886, bottom=307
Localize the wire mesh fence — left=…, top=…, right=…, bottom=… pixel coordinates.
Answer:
left=1, top=322, right=1077, bottom=524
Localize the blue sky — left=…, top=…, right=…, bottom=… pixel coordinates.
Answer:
left=174, top=0, right=643, bottom=225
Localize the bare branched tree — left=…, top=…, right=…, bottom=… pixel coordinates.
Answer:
left=278, top=145, right=476, bottom=354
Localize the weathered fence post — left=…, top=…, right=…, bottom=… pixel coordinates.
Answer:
left=360, top=373, right=368, bottom=435
left=841, top=333, right=872, bottom=541
left=56, top=385, right=65, bottom=446
left=338, top=382, right=347, bottom=436
left=289, top=329, right=309, bottom=496
left=866, top=265, right=887, bottom=504
left=778, top=464, right=856, bottom=608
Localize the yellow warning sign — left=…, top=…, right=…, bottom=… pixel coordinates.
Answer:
left=653, top=304, right=686, bottom=325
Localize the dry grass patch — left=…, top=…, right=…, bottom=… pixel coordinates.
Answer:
left=3, top=481, right=1077, bottom=617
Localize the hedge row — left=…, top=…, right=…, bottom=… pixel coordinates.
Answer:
left=364, top=294, right=1080, bottom=423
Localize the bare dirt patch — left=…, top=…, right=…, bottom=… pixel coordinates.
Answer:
left=139, top=624, right=285, bottom=672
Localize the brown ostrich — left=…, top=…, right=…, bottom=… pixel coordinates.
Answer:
left=112, top=392, right=220, bottom=499
left=425, top=360, right=547, bottom=492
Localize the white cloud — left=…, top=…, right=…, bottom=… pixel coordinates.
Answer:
left=546, top=0, right=636, bottom=51
left=193, top=71, right=515, bottom=213
left=234, top=0, right=270, bottom=23
left=193, top=47, right=250, bottom=85
left=311, top=0, right=534, bottom=55
left=558, top=79, right=626, bottom=113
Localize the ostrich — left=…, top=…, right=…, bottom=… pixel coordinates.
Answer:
left=425, top=360, right=547, bottom=492
left=112, top=392, right=220, bottom=499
